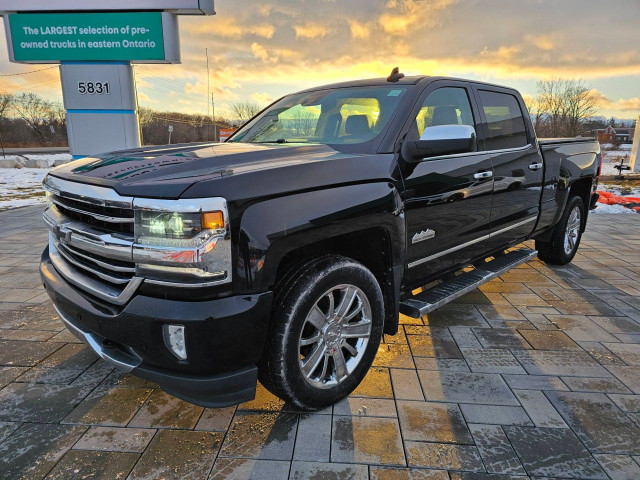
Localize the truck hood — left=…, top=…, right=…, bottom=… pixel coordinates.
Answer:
left=49, top=142, right=362, bottom=198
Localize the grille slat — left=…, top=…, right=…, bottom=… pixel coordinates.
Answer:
left=51, top=196, right=134, bottom=224
left=52, top=193, right=134, bottom=235
left=61, top=242, right=135, bottom=273
left=56, top=243, right=132, bottom=286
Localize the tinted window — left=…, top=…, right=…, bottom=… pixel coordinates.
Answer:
left=230, top=86, right=407, bottom=146
left=415, top=87, right=475, bottom=137
left=478, top=90, right=528, bottom=150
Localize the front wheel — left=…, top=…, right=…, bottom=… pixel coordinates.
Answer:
left=536, top=195, right=585, bottom=265
left=259, top=255, right=384, bottom=410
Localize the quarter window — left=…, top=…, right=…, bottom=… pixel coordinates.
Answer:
left=478, top=90, right=528, bottom=150
left=415, top=87, right=475, bottom=137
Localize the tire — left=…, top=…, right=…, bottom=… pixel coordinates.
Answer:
left=536, top=195, right=585, bottom=265
left=258, top=255, right=384, bottom=410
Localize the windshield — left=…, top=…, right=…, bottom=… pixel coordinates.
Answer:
left=229, top=86, right=408, bottom=146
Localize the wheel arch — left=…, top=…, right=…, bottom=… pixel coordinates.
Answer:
left=567, top=176, right=592, bottom=232
left=236, top=182, right=405, bottom=335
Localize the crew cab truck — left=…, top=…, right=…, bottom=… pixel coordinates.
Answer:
left=40, top=74, right=601, bottom=410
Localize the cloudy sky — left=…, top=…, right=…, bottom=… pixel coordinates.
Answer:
left=1, top=0, right=639, bottom=120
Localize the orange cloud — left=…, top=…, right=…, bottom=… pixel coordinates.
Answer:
left=349, top=20, right=370, bottom=39
left=184, top=18, right=275, bottom=39
left=251, top=92, right=274, bottom=105
left=525, top=34, right=555, bottom=51
left=251, top=43, right=278, bottom=63
left=294, top=22, right=329, bottom=39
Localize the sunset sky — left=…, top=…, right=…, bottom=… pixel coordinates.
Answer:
left=1, top=0, right=639, bottom=121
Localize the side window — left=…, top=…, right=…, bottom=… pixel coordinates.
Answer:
left=415, top=87, right=475, bottom=137
left=478, top=90, right=528, bottom=150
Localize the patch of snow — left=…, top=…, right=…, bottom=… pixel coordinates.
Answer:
left=599, top=183, right=640, bottom=197
left=0, top=168, right=50, bottom=211
left=591, top=203, right=637, bottom=214
left=0, top=153, right=72, bottom=167
left=601, top=143, right=632, bottom=151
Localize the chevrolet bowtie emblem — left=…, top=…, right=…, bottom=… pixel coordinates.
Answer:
left=412, top=229, right=435, bottom=244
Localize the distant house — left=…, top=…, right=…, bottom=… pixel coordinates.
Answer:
left=593, top=126, right=635, bottom=144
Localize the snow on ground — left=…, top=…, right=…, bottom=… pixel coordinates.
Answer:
left=599, top=183, right=640, bottom=197
left=0, top=168, right=49, bottom=211
left=1, top=153, right=72, bottom=168
left=595, top=181, right=640, bottom=214
left=601, top=144, right=634, bottom=176
left=591, top=203, right=637, bottom=214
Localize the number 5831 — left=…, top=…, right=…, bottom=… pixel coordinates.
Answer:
left=78, top=82, right=111, bottom=95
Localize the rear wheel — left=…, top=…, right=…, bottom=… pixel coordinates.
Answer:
left=536, top=195, right=584, bottom=265
left=259, top=255, right=384, bottom=410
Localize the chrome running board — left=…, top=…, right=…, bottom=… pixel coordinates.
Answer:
left=399, top=248, right=538, bottom=318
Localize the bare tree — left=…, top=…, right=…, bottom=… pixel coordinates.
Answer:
left=0, top=93, right=12, bottom=120
left=229, top=101, right=262, bottom=125
left=533, top=78, right=599, bottom=138
left=0, top=94, right=12, bottom=153
left=291, top=110, right=317, bottom=136
left=11, top=93, right=55, bottom=144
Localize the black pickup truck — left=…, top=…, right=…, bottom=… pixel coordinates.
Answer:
left=40, top=74, right=601, bottom=409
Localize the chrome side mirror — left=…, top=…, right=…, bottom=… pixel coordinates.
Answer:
left=402, top=124, right=477, bottom=162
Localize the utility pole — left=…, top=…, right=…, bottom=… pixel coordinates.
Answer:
left=211, top=93, right=217, bottom=142
left=206, top=47, right=210, bottom=141
left=0, top=126, right=5, bottom=159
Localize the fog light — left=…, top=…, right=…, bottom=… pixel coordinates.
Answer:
left=163, top=325, right=187, bottom=360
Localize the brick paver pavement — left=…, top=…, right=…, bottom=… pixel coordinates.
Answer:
left=1, top=205, right=640, bottom=479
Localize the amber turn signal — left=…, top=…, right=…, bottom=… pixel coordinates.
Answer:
left=202, top=211, right=224, bottom=230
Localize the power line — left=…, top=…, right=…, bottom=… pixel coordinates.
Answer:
left=0, top=79, right=61, bottom=95
left=0, top=66, right=58, bottom=77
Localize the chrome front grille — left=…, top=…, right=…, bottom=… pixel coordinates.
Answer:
left=43, top=176, right=141, bottom=306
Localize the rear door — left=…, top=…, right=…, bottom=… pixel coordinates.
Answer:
left=401, top=81, right=494, bottom=288
left=472, top=87, right=543, bottom=247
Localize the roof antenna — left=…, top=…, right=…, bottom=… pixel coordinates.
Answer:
left=387, top=67, right=404, bottom=83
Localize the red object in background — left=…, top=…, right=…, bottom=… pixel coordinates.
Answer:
left=597, top=190, right=640, bottom=205
left=219, top=128, right=238, bottom=141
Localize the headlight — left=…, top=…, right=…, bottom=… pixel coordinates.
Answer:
left=132, top=198, right=232, bottom=286
left=136, top=210, right=224, bottom=247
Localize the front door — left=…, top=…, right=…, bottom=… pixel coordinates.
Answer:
left=401, top=83, right=494, bottom=288
left=473, top=87, right=543, bottom=248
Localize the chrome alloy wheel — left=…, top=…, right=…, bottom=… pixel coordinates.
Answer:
left=564, top=206, right=581, bottom=255
left=298, top=284, right=372, bottom=389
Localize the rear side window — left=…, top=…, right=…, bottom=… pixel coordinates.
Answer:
left=478, top=90, right=528, bottom=150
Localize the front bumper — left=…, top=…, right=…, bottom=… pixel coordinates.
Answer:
left=40, top=247, right=273, bottom=407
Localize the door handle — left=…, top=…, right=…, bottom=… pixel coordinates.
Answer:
left=474, top=171, right=493, bottom=180
left=529, top=162, right=543, bottom=171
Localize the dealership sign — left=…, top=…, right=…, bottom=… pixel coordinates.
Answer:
left=0, top=2, right=215, bottom=157
left=5, top=12, right=180, bottom=63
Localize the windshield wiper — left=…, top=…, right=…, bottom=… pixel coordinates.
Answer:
left=253, top=139, right=289, bottom=144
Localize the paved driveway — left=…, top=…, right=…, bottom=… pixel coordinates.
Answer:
left=1, top=205, right=640, bottom=480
